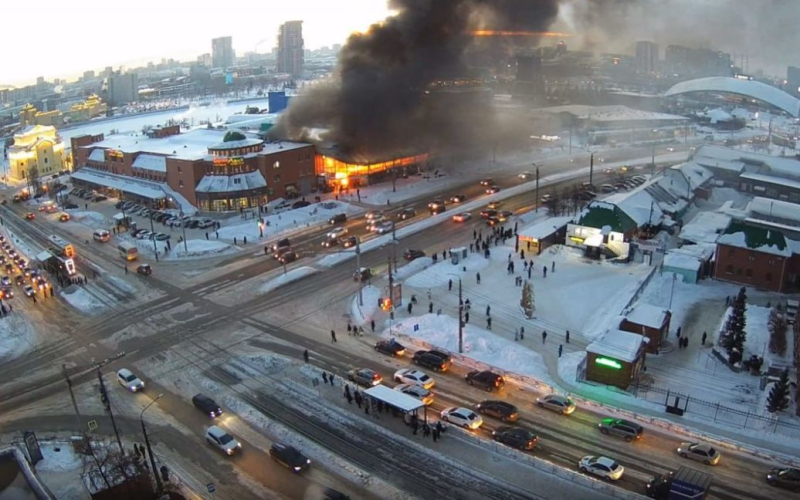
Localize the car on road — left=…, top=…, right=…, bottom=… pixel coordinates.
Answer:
left=403, top=249, right=425, bottom=261
left=427, top=198, right=444, bottom=210
left=475, top=400, right=519, bottom=422
left=322, top=237, right=339, bottom=248
left=485, top=185, right=501, bottom=194
left=452, top=212, right=471, bottom=222
left=480, top=209, right=497, bottom=219
left=397, top=207, right=416, bottom=220
left=329, top=213, right=347, bottom=224
left=206, top=426, right=241, bottom=456
left=14, top=275, right=25, bottom=286
left=23, top=285, right=35, bottom=297
left=136, top=264, right=152, bottom=276
left=0, top=287, right=13, bottom=299
left=365, top=210, right=383, bottom=220
left=426, top=349, right=453, bottom=367
left=412, top=350, right=449, bottom=372
left=598, top=418, right=643, bottom=442
left=192, top=394, right=223, bottom=418
left=540, top=194, right=554, bottom=203
left=766, top=467, right=800, bottom=491
left=487, top=201, right=502, bottom=209
left=273, top=246, right=293, bottom=260
left=465, top=370, right=505, bottom=392
left=196, top=218, right=215, bottom=228
left=154, top=233, right=170, bottom=241
left=347, top=368, right=383, bottom=387
left=429, top=204, right=446, bottom=215
left=440, top=407, right=483, bottom=430
left=480, top=178, right=494, bottom=186
left=271, top=237, right=291, bottom=252
left=375, top=221, right=394, bottom=234
left=493, top=426, right=537, bottom=450
left=341, top=236, right=358, bottom=249
left=497, top=210, right=513, bottom=221
left=269, top=443, right=310, bottom=473
left=393, top=368, right=434, bottom=389
left=278, top=250, right=297, bottom=264
left=93, top=229, right=111, bottom=242
left=536, top=394, right=576, bottom=415
left=25, top=213, right=35, bottom=220
left=486, top=216, right=501, bottom=227
left=676, top=442, right=720, bottom=465
left=366, top=216, right=386, bottom=232
left=0, top=276, right=10, bottom=287
left=327, top=227, right=348, bottom=239
left=375, top=339, right=406, bottom=357
left=579, top=456, right=624, bottom=481
left=353, top=267, right=372, bottom=282
left=394, top=384, right=434, bottom=406
left=64, top=203, right=79, bottom=209
left=117, top=368, right=145, bottom=392
left=450, top=194, right=466, bottom=203
left=518, top=171, right=533, bottom=180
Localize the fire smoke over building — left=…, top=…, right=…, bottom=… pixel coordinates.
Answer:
left=271, top=0, right=564, bottom=163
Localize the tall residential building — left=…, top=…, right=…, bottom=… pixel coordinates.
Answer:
left=276, top=21, right=304, bottom=77
left=211, top=36, right=234, bottom=69
left=787, top=66, right=800, bottom=96
left=635, top=41, right=658, bottom=75
left=108, top=72, right=139, bottom=105
left=664, top=45, right=732, bottom=78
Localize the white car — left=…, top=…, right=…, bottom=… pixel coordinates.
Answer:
left=117, top=368, right=145, bottom=392
left=365, top=210, right=383, bottom=220
left=518, top=171, right=533, bottom=179
left=92, top=229, right=111, bottom=242
left=579, top=456, right=624, bottom=481
left=135, top=230, right=152, bottom=240
left=327, top=227, right=348, bottom=239
left=375, top=221, right=394, bottom=234
left=452, top=212, right=471, bottom=223
left=196, top=218, right=215, bottom=228
left=394, top=384, right=434, bottom=405
left=206, top=426, right=241, bottom=456
left=393, top=368, right=435, bottom=389
left=440, top=407, right=483, bottom=430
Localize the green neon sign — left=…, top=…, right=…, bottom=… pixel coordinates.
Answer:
left=595, top=357, right=623, bottom=370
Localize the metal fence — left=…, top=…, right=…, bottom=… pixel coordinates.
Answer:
left=619, top=266, right=658, bottom=314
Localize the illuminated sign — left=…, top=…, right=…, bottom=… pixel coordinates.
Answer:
left=64, top=258, right=76, bottom=275
left=212, top=157, right=244, bottom=167
left=107, top=150, right=124, bottom=159
left=595, top=357, right=623, bottom=370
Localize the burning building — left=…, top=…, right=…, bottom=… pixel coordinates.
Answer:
left=316, top=150, right=429, bottom=189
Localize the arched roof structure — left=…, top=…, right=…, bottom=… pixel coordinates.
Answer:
left=664, top=77, right=800, bottom=117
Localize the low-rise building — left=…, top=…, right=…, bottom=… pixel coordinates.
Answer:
left=619, top=303, right=671, bottom=353
left=585, top=329, right=647, bottom=389
left=7, top=125, right=68, bottom=181
left=713, top=221, right=795, bottom=292
left=518, top=216, right=573, bottom=255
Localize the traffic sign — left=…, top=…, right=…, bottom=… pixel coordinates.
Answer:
left=207, top=483, right=216, bottom=493
left=87, top=420, right=98, bottom=431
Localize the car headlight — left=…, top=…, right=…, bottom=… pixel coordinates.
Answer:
left=227, top=449, right=234, bottom=455
left=294, top=466, right=302, bottom=471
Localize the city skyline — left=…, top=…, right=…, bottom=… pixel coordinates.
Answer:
left=1, top=0, right=391, bottom=87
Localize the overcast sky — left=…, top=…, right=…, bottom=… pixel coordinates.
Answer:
left=2, top=0, right=392, bottom=87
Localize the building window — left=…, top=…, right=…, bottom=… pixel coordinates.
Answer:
left=273, top=161, right=280, bottom=169
left=766, top=272, right=773, bottom=282
left=44, top=157, right=48, bottom=164
left=274, top=174, right=281, bottom=183
left=748, top=253, right=755, bottom=262
left=766, top=188, right=778, bottom=198
left=233, top=177, right=241, bottom=185
left=177, top=165, right=182, bottom=174
left=179, top=180, right=184, bottom=187
left=725, top=265, right=733, bottom=275
left=727, top=247, right=735, bottom=257
left=736, top=268, right=742, bottom=276
left=768, top=259, right=774, bottom=265
left=745, top=269, right=752, bottom=278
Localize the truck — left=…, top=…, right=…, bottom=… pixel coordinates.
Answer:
left=646, top=466, right=713, bottom=500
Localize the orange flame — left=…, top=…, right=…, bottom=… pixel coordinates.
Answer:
left=471, top=30, right=571, bottom=37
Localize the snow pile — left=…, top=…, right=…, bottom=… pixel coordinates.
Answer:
left=394, top=256, right=434, bottom=280
left=105, top=275, right=136, bottom=295
left=67, top=211, right=112, bottom=229
left=350, top=285, right=382, bottom=326
left=218, top=201, right=360, bottom=242
left=258, top=266, right=318, bottom=294
left=387, top=313, right=553, bottom=384
left=36, top=442, right=82, bottom=472
left=60, top=286, right=104, bottom=314
left=405, top=254, right=490, bottom=288
left=0, top=313, right=38, bottom=361
left=166, top=239, right=236, bottom=260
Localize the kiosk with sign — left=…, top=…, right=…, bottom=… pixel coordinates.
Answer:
left=585, top=329, right=647, bottom=389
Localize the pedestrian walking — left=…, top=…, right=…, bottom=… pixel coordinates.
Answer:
left=429, top=302, right=434, bottom=314
left=473, top=229, right=477, bottom=239
left=243, top=236, right=247, bottom=245
left=322, top=372, right=328, bottom=384
left=543, top=266, right=547, bottom=278
left=205, top=232, right=209, bottom=240
left=407, top=302, right=413, bottom=314
left=330, top=329, right=337, bottom=342
left=528, top=267, right=532, bottom=279
left=423, top=423, right=431, bottom=437
left=448, top=279, right=453, bottom=291
left=329, top=374, right=336, bottom=386
left=464, top=311, right=469, bottom=323
left=558, top=344, right=563, bottom=357
left=412, top=420, right=419, bottom=435
left=476, top=272, right=481, bottom=284
left=124, top=266, right=128, bottom=275
left=542, top=330, right=547, bottom=343
left=436, top=421, right=445, bottom=436
left=216, top=231, right=219, bottom=239
left=371, top=319, right=375, bottom=332
left=702, top=331, right=707, bottom=346
left=345, top=391, right=353, bottom=404
left=683, top=337, right=689, bottom=349
left=347, top=324, right=353, bottom=335
left=514, top=329, right=519, bottom=341
left=566, top=330, right=570, bottom=343
left=520, top=327, right=524, bottom=340
left=32, top=295, right=37, bottom=304
left=354, top=391, right=363, bottom=408
left=234, top=237, right=237, bottom=245
left=433, top=427, right=439, bottom=442
left=303, top=349, right=309, bottom=363
left=486, top=304, right=491, bottom=316
left=677, top=326, right=682, bottom=338
left=486, top=317, right=492, bottom=329
left=470, top=243, right=474, bottom=253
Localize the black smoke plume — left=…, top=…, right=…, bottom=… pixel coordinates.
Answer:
left=271, top=0, right=561, bottom=160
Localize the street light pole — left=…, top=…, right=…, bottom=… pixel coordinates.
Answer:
left=356, top=237, right=363, bottom=306
left=458, top=278, right=463, bottom=354
left=534, top=164, right=540, bottom=209
left=140, top=394, right=164, bottom=494
left=149, top=203, right=159, bottom=261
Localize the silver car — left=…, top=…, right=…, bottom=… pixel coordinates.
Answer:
left=206, top=426, right=241, bottom=456
left=677, top=442, right=721, bottom=465
left=536, top=394, right=576, bottom=415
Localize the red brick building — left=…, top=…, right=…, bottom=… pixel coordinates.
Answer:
left=70, top=128, right=315, bottom=212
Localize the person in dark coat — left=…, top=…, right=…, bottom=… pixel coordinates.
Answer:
left=486, top=305, right=491, bottom=316
left=566, top=330, right=570, bottom=343
left=432, top=427, right=439, bottom=442
left=303, top=349, right=309, bottom=363
left=322, top=372, right=329, bottom=384
left=520, top=327, right=524, bottom=340
left=371, top=319, right=376, bottom=332
left=448, top=279, right=453, bottom=291
left=345, top=389, right=353, bottom=405
left=331, top=330, right=337, bottom=342
left=354, top=391, right=363, bottom=408
left=701, top=331, right=707, bottom=346
left=542, top=330, right=547, bottom=343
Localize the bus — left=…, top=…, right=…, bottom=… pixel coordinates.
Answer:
left=118, top=242, right=139, bottom=261
left=48, top=235, right=75, bottom=258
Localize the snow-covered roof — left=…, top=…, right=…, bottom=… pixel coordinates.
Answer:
left=88, top=148, right=105, bottom=162
left=670, top=243, right=716, bottom=261
left=663, top=251, right=702, bottom=272
left=748, top=197, right=800, bottom=225
left=71, top=168, right=167, bottom=200
left=196, top=171, right=267, bottom=193
left=679, top=211, right=731, bottom=244
left=670, top=161, right=713, bottom=191
left=536, top=104, right=688, bottom=122
left=82, top=128, right=230, bottom=161
left=258, top=141, right=312, bottom=155
left=586, top=329, right=646, bottom=363
left=132, top=154, right=167, bottom=173
left=665, top=77, right=800, bottom=117
left=519, top=216, right=573, bottom=240
left=704, top=108, right=733, bottom=123
left=693, top=145, right=800, bottom=177
left=605, top=187, right=663, bottom=227
left=717, top=221, right=792, bottom=257
left=208, top=138, right=263, bottom=150
left=363, top=384, right=425, bottom=412
left=740, top=172, right=800, bottom=190
left=625, top=303, right=670, bottom=329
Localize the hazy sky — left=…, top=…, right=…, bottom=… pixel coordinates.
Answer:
left=1, top=0, right=393, bottom=87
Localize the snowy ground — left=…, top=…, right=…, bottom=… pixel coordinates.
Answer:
left=0, top=311, right=41, bottom=361
left=128, top=237, right=237, bottom=261
left=258, top=266, right=319, bottom=295
left=34, top=441, right=91, bottom=500
left=60, top=285, right=105, bottom=314
left=350, top=285, right=382, bottom=326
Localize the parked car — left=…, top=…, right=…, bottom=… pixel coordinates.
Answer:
left=452, top=212, right=471, bottom=222
left=196, top=218, right=215, bottom=228
left=579, top=456, right=624, bottom=481
left=393, top=368, right=434, bottom=389
left=536, top=394, right=576, bottom=415
left=475, top=400, right=519, bottom=422
left=64, top=203, right=79, bottom=209
left=465, top=370, right=505, bottom=392
left=269, top=443, right=310, bottom=473
left=93, top=229, right=111, bottom=242
left=93, top=195, right=108, bottom=202
left=115, top=201, right=126, bottom=209
left=329, top=213, right=347, bottom=224
left=676, top=442, right=721, bottom=465
left=493, top=426, right=537, bottom=450
left=397, top=207, right=416, bottom=220
left=375, top=339, right=406, bottom=357
left=135, top=230, right=152, bottom=240
left=154, top=233, right=170, bottom=241
left=292, top=200, right=311, bottom=209
left=192, top=394, right=223, bottom=418
left=766, top=467, right=800, bottom=491
left=597, top=418, right=643, bottom=442
left=412, top=351, right=449, bottom=372
left=540, top=194, right=554, bottom=203
left=394, top=384, right=434, bottom=406
left=440, top=407, right=483, bottom=430
left=600, top=184, right=617, bottom=193
left=117, top=368, right=145, bottom=392
left=205, top=426, right=241, bottom=456
left=347, top=368, right=383, bottom=387
left=403, top=249, right=425, bottom=261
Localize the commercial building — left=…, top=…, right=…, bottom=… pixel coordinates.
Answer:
left=212, top=36, right=234, bottom=69
left=7, top=125, right=68, bottom=181
left=619, top=303, right=671, bottom=353
left=276, top=21, right=304, bottom=77
left=585, top=329, right=647, bottom=390
left=71, top=127, right=315, bottom=212
left=635, top=41, right=658, bottom=75
left=107, top=72, right=139, bottom=105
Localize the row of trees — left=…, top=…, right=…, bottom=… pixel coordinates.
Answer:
left=719, top=287, right=747, bottom=365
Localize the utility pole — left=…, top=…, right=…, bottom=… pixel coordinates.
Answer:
left=62, top=364, right=83, bottom=430
left=149, top=204, right=158, bottom=261
left=589, top=154, right=594, bottom=187
left=651, top=143, right=656, bottom=176
left=356, top=237, right=363, bottom=306
left=568, top=127, right=572, bottom=156
left=141, top=395, right=164, bottom=495
left=534, top=164, right=540, bottom=209
left=97, top=368, right=124, bottom=455
left=458, top=279, right=463, bottom=354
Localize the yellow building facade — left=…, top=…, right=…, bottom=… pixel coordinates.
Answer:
left=69, top=94, right=107, bottom=122
left=7, top=125, right=68, bottom=181
left=19, top=103, right=64, bottom=127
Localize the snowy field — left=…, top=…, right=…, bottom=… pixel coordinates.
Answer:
left=258, top=266, right=319, bottom=295
left=60, top=286, right=105, bottom=314
left=0, top=312, right=41, bottom=361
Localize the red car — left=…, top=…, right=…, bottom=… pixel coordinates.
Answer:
left=25, top=213, right=35, bottom=220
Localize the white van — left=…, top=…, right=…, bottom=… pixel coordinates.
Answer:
left=93, top=229, right=111, bottom=243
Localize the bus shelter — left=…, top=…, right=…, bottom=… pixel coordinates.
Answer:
left=363, top=384, right=427, bottom=422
